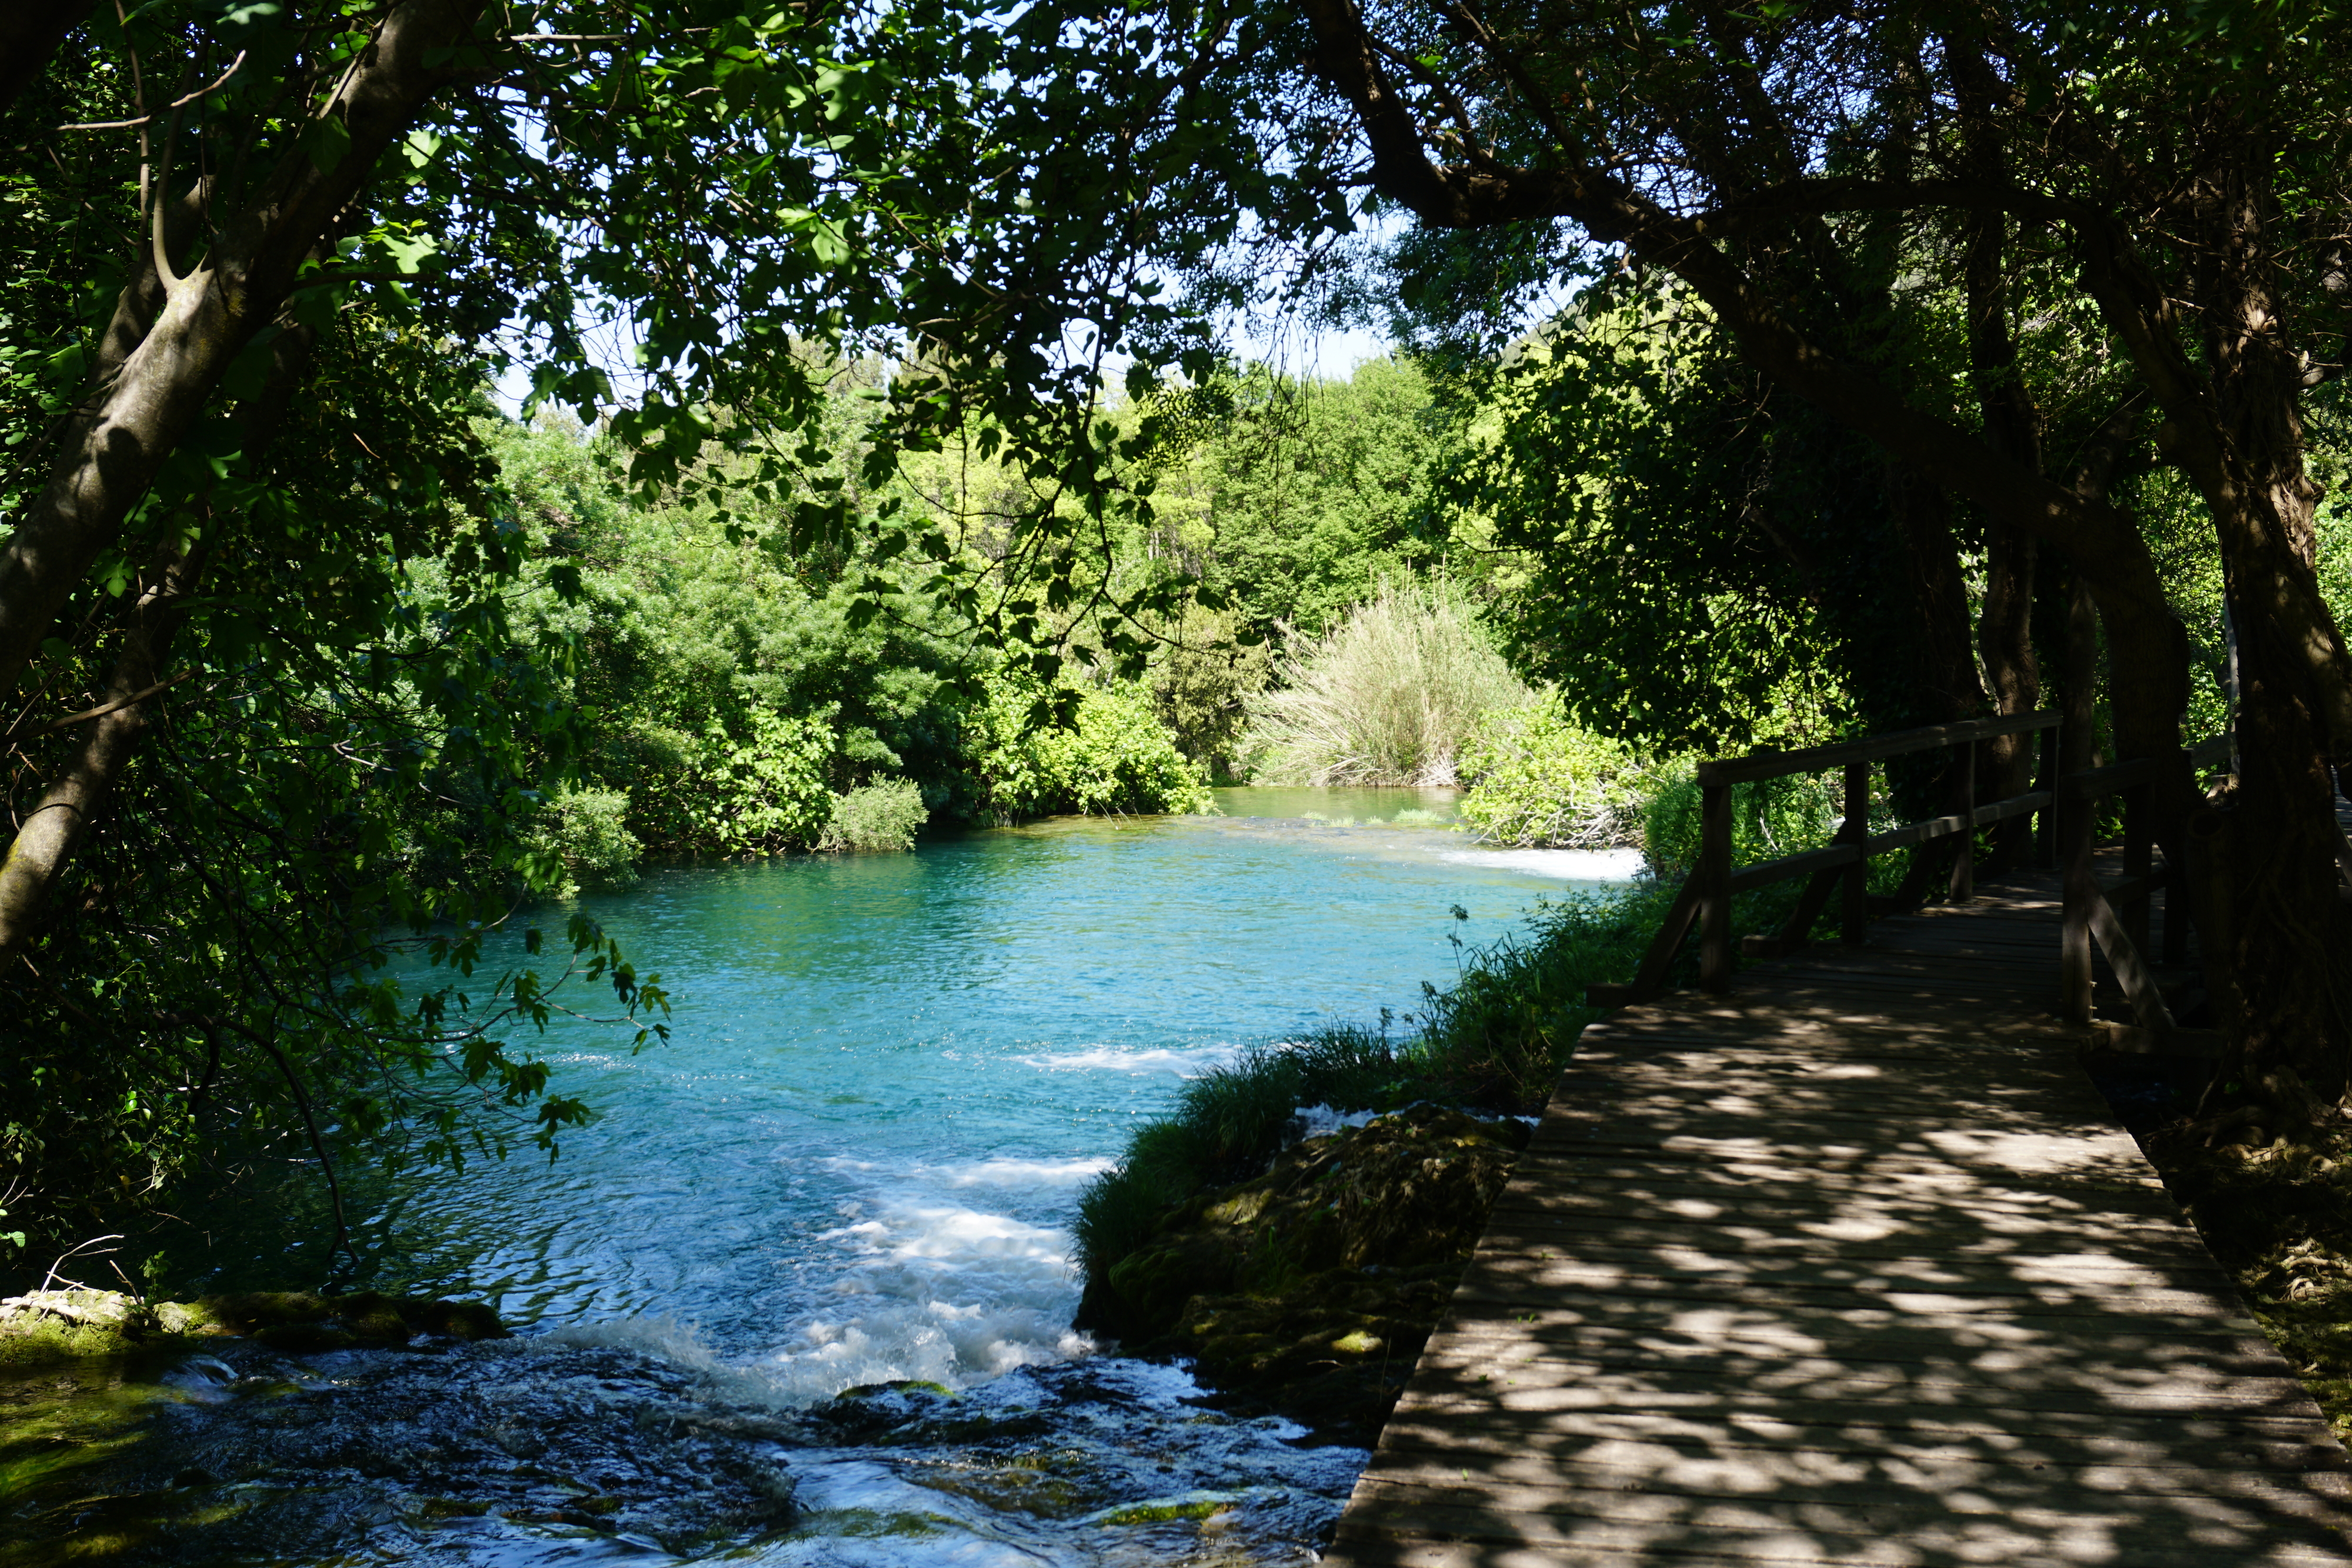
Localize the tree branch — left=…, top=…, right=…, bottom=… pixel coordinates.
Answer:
left=0, top=0, right=495, bottom=698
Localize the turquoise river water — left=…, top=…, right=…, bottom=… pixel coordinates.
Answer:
left=8, top=790, right=1641, bottom=1568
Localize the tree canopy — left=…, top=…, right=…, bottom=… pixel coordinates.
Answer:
left=9, top=0, right=2352, bottom=1272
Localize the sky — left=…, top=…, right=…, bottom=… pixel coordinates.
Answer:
left=492, top=313, right=1398, bottom=421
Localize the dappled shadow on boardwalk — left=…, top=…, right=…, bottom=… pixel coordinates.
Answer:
left=1325, top=884, right=2352, bottom=1567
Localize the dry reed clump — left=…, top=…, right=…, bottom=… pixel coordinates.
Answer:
left=1242, top=580, right=1531, bottom=786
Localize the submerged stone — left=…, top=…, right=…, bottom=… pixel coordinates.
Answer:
left=0, top=1286, right=508, bottom=1366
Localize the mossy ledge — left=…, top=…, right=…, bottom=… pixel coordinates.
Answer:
left=1073, top=1104, right=1529, bottom=1447
left=0, top=1286, right=507, bottom=1366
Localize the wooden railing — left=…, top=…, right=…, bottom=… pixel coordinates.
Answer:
left=1588, top=711, right=2065, bottom=1007
left=2059, top=733, right=2233, bottom=1056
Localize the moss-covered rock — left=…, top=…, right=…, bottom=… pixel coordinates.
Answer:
left=1074, top=1104, right=1528, bottom=1445
left=0, top=1287, right=508, bottom=1366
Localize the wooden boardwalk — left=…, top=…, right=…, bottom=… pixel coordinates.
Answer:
left=1327, top=868, right=2352, bottom=1567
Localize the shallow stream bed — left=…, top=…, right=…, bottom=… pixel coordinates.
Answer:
left=5, top=790, right=1639, bottom=1567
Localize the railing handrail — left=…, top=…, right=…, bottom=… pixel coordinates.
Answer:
left=1592, top=713, right=2234, bottom=1014
left=1697, top=710, right=2062, bottom=787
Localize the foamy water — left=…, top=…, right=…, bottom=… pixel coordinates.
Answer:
left=1012, top=1043, right=1244, bottom=1075
left=1439, top=844, right=1650, bottom=880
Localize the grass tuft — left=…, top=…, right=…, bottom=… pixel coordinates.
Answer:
left=1244, top=580, right=1530, bottom=786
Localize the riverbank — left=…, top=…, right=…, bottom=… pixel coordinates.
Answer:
left=1074, top=1104, right=1529, bottom=1447
left=10, top=803, right=1634, bottom=1568
left=1065, top=851, right=1935, bottom=1443
left=1064, top=885, right=1665, bottom=1445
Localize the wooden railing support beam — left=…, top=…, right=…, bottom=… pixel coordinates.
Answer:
left=1699, top=781, right=1732, bottom=992
left=1841, top=761, right=1869, bottom=944
left=1948, top=739, right=1977, bottom=903
left=2123, top=781, right=2153, bottom=960
left=2061, top=770, right=2097, bottom=1027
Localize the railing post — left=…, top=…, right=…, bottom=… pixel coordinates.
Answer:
left=1840, top=760, right=1869, bottom=945
left=1947, top=738, right=1977, bottom=902
left=2035, top=721, right=2060, bottom=868
left=2161, top=747, right=2191, bottom=968
left=2189, top=808, right=2240, bottom=1034
left=1700, top=778, right=1732, bottom=992
left=2123, top=780, right=2153, bottom=959
left=2060, top=771, right=2095, bottom=1026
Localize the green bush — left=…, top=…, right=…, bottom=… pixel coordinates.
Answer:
left=1456, top=698, right=1653, bottom=848
left=1640, top=763, right=1846, bottom=881
left=1243, top=579, right=1531, bottom=785
left=637, top=706, right=837, bottom=855
left=1147, top=606, right=1274, bottom=784
left=977, top=680, right=1213, bottom=819
left=523, top=788, right=643, bottom=897
left=1066, top=890, right=1660, bottom=1288
left=820, top=779, right=930, bottom=851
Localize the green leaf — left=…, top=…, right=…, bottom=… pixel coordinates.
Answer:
left=302, top=113, right=352, bottom=175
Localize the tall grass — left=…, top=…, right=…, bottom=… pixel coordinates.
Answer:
left=1068, top=1027, right=1404, bottom=1279
left=1243, top=579, right=1531, bottom=785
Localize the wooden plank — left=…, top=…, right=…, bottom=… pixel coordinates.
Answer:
left=1408, top=1343, right=2307, bottom=1411
left=1369, top=1405, right=2352, bottom=1465
left=1547, top=1070, right=2105, bottom=1118
left=1540, top=1132, right=2161, bottom=1185
left=1418, top=1308, right=2283, bottom=1371
left=1366, top=1408, right=2352, bottom=1475
left=1351, top=1473, right=2352, bottom=1537
left=1572, top=1017, right=2080, bottom=1054
left=1362, top=1446, right=2352, bottom=1505
left=1442, top=1271, right=2256, bottom=1330
left=1568, top=1053, right=2103, bottom=1094
left=2062, top=751, right=2173, bottom=801
left=1481, top=1207, right=2215, bottom=1261
left=1486, top=1192, right=2198, bottom=1245
left=1553, top=1051, right=2092, bottom=1092
left=1328, top=1505, right=2352, bottom=1568
left=1387, top=1386, right=2328, bottom=1446
left=1458, top=1232, right=2243, bottom=1291
left=1524, top=1139, right=2168, bottom=1188
left=1335, top=1486, right=2352, bottom=1567
left=1589, top=872, right=1705, bottom=1007
left=1726, top=841, right=1862, bottom=897
left=1326, top=1532, right=2352, bottom=1568
left=1325, top=854, right=2352, bottom=1568
left=1856, top=797, right=2043, bottom=861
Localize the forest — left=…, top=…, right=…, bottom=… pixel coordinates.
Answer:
left=6, top=0, right=2352, bottom=1537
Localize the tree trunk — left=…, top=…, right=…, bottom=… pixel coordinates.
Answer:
left=2190, top=155, right=2352, bottom=1109
left=0, top=539, right=204, bottom=954
left=1964, top=210, right=2044, bottom=865
left=0, top=317, right=318, bottom=957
